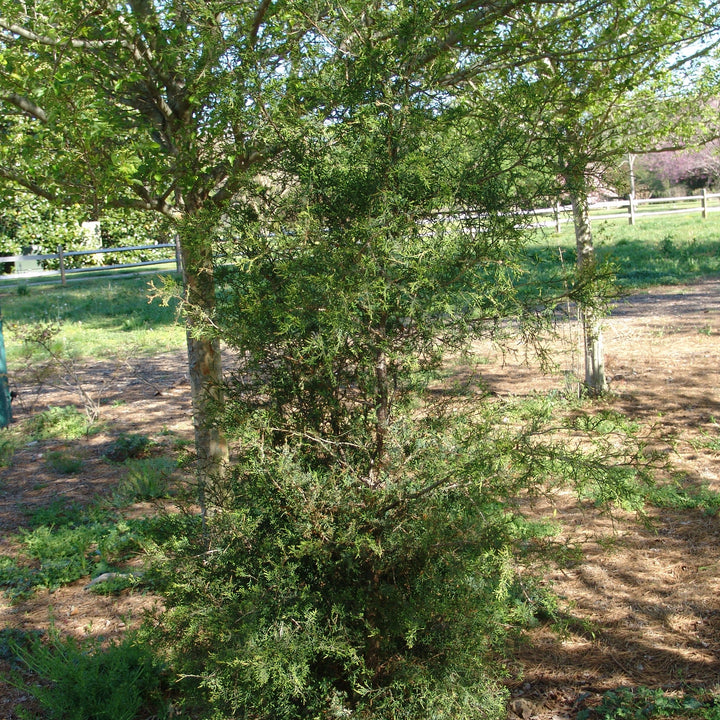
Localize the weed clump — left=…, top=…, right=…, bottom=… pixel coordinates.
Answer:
left=28, top=405, right=92, bottom=441
left=0, top=510, right=149, bottom=601
left=45, top=450, right=84, bottom=474
left=579, top=686, right=720, bottom=720
left=104, top=433, right=152, bottom=462
left=0, top=431, right=18, bottom=467
left=115, top=457, right=175, bottom=503
left=9, top=631, right=167, bottom=720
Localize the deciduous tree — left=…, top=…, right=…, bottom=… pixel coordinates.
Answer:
left=0, top=0, right=336, bottom=485
left=514, top=1, right=719, bottom=393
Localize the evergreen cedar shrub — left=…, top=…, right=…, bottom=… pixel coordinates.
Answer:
left=146, top=55, right=645, bottom=717
left=150, top=416, right=548, bottom=719
left=145, top=118, right=650, bottom=720
left=148, top=402, right=650, bottom=719
left=146, top=128, right=539, bottom=717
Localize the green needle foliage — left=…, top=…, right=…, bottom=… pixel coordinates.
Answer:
left=10, top=631, right=167, bottom=720
left=148, top=43, right=659, bottom=716
left=150, top=401, right=657, bottom=719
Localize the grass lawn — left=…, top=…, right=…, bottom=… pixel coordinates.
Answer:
left=0, top=273, right=185, bottom=364
left=528, top=213, right=720, bottom=289
left=1, top=212, right=719, bottom=365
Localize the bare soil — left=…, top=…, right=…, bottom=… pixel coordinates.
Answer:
left=1, top=279, right=719, bottom=719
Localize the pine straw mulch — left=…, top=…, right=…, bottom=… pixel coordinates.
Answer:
left=494, top=280, right=720, bottom=718
left=0, top=279, right=719, bottom=719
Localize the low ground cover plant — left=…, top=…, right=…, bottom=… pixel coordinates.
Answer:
left=114, top=456, right=176, bottom=503
left=580, top=686, right=720, bottom=719
left=9, top=631, right=168, bottom=720
left=0, top=500, right=156, bottom=601
left=27, top=405, right=94, bottom=441
left=104, top=432, right=154, bottom=462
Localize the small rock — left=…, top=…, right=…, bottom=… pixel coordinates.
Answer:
left=510, top=698, right=540, bottom=719
left=84, top=571, right=140, bottom=589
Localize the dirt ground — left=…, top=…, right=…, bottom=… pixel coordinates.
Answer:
left=1, top=279, right=719, bottom=719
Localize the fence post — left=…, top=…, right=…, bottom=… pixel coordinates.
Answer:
left=57, top=244, right=66, bottom=286
left=702, top=188, right=708, bottom=219
left=174, top=233, right=183, bottom=273
left=628, top=193, right=635, bottom=226
left=554, top=201, right=561, bottom=233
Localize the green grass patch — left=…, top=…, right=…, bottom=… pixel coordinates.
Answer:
left=579, top=686, right=720, bottom=719
left=104, top=432, right=154, bottom=462
left=0, top=487, right=193, bottom=601
left=8, top=631, right=168, bottom=720
left=690, top=418, right=720, bottom=453
left=528, top=213, right=720, bottom=290
left=27, top=405, right=95, bottom=441
left=2, top=273, right=185, bottom=364
left=20, top=523, right=102, bottom=587
left=114, top=457, right=176, bottom=503
left=23, top=499, right=88, bottom=528
left=0, top=506, right=149, bottom=601
left=0, top=428, right=20, bottom=467
left=645, top=481, right=720, bottom=515
left=45, top=450, right=85, bottom=475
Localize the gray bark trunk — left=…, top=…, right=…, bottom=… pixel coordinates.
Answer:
left=185, top=331, right=229, bottom=497
left=179, top=229, right=229, bottom=504
left=571, top=191, right=608, bottom=396
left=628, top=153, right=637, bottom=199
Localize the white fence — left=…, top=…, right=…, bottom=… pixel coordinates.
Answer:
left=533, top=189, right=720, bottom=231
left=1, top=190, right=718, bottom=287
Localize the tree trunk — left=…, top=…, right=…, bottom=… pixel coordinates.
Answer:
left=570, top=190, right=608, bottom=396
left=185, top=330, right=229, bottom=496
left=179, top=225, right=229, bottom=503
left=369, top=348, right=389, bottom=487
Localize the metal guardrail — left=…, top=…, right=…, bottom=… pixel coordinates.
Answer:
left=0, top=242, right=180, bottom=287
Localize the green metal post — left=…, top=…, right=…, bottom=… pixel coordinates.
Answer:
left=0, top=305, right=11, bottom=427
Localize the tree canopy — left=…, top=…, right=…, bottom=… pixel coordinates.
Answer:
left=3, top=1, right=719, bottom=718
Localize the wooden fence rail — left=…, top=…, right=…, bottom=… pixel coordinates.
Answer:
left=532, top=189, right=720, bottom=232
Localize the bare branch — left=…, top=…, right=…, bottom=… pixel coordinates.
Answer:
left=1, top=92, right=48, bottom=122
left=111, top=193, right=183, bottom=220
left=0, top=17, right=118, bottom=50
left=0, top=168, right=57, bottom=201
left=250, top=0, right=272, bottom=47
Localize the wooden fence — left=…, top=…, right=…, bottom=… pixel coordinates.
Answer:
left=533, top=189, right=720, bottom=231
left=1, top=190, right=719, bottom=287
